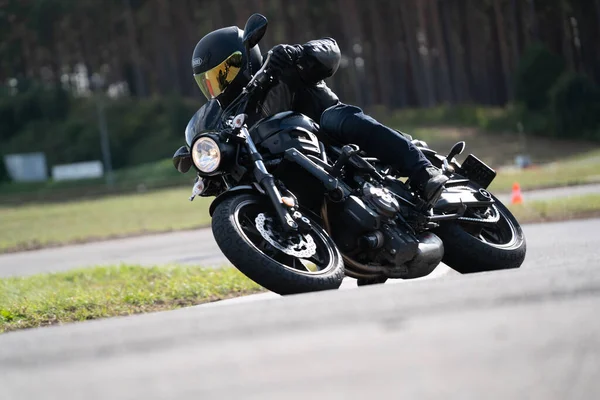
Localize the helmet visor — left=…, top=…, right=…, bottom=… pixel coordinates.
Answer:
left=194, top=51, right=243, bottom=100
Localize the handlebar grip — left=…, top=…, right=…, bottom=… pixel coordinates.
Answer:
left=256, top=70, right=273, bottom=87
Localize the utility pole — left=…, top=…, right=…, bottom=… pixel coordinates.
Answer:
left=92, top=74, right=114, bottom=187
left=96, top=95, right=114, bottom=187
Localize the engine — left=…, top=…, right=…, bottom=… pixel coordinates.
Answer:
left=326, top=182, right=444, bottom=279
left=246, top=110, right=444, bottom=279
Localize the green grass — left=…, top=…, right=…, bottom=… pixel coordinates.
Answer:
left=2, top=151, right=599, bottom=253
left=0, top=187, right=212, bottom=252
left=489, top=149, right=600, bottom=192
left=0, top=265, right=264, bottom=332
left=374, top=104, right=513, bottom=131
left=507, top=193, right=600, bottom=223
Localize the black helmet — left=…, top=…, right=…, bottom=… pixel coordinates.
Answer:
left=191, top=26, right=262, bottom=107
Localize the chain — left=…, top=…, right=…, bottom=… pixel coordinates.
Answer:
left=457, top=204, right=501, bottom=224
left=444, top=185, right=501, bottom=224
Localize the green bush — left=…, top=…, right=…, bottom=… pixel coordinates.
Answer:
left=549, top=72, right=600, bottom=139
left=514, top=44, right=565, bottom=111
left=0, top=88, right=200, bottom=172
left=380, top=104, right=522, bottom=134
left=381, top=104, right=506, bottom=129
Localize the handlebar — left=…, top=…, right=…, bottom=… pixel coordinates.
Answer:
left=221, top=50, right=274, bottom=123
left=244, top=50, right=273, bottom=91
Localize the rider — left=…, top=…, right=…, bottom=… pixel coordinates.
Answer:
left=191, top=25, right=449, bottom=203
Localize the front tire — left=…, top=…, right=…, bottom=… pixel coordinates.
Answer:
left=211, top=193, right=345, bottom=295
left=434, top=197, right=526, bottom=273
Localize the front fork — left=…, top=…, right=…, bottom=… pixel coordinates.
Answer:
left=237, top=123, right=301, bottom=233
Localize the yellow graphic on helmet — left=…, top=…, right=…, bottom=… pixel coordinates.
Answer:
left=194, top=51, right=243, bottom=99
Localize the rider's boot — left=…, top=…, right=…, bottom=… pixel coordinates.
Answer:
left=411, top=166, right=449, bottom=206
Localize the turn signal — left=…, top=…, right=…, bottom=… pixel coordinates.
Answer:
left=281, top=196, right=295, bottom=207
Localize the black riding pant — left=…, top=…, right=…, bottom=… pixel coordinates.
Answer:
left=320, top=103, right=431, bottom=180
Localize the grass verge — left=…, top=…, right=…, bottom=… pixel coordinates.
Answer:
left=0, top=265, right=264, bottom=333
left=507, top=193, right=600, bottom=223
left=1, top=148, right=598, bottom=253
left=489, top=149, right=600, bottom=193
left=0, top=187, right=212, bottom=253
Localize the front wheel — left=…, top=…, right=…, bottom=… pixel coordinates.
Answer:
left=434, top=196, right=526, bottom=273
left=211, top=193, right=345, bottom=295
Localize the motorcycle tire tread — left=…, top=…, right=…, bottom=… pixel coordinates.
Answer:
left=434, top=197, right=526, bottom=274
left=211, top=193, right=346, bottom=295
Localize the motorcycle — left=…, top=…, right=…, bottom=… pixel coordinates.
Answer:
left=172, top=14, right=526, bottom=295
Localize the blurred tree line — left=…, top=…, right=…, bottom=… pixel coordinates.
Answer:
left=1, top=0, right=600, bottom=182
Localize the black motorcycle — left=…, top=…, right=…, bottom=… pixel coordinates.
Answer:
left=172, top=14, right=526, bottom=295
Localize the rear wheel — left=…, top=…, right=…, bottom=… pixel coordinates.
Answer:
left=434, top=196, right=526, bottom=273
left=211, top=193, right=345, bottom=295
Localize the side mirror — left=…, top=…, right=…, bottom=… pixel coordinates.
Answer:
left=447, top=141, right=466, bottom=161
left=242, top=13, right=268, bottom=49
left=173, top=146, right=192, bottom=173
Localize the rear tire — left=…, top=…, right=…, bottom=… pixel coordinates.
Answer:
left=211, top=193, right=345, bottom=295
left=434, top=197, right=526, bottom=273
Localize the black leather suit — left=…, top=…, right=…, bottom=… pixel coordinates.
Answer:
left=253, top=37, right=432, bottom=181
left=197, top=38, right=432, bottom=182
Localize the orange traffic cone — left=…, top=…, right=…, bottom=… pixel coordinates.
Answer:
left=511, top=182, right=523, bottom=204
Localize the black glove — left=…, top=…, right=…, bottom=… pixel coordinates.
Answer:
left=269, top=44, right=303, bottom=81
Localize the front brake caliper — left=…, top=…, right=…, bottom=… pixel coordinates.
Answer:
left=293, top=211, right=313, bottom=235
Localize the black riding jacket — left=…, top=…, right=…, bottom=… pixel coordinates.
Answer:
left=256, top=38, right=342, bottom=123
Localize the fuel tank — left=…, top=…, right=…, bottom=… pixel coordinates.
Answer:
left=249, top=111, right=323, bottom=157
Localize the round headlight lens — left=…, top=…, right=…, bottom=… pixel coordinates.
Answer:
left=191, top=137, right=221, bottom=173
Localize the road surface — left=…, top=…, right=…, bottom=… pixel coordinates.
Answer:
left=0, top=229, right=229, bottom=278
left=1, top=218, right=600, bottom=399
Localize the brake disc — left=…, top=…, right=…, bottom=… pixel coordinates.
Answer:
left=255, top=213, right=317, bottom=258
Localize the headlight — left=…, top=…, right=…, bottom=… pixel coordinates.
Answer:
left=191, top=137, right=221, bottom=173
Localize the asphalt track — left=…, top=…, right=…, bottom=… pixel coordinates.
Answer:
left=1, top=182, right=599, bottom=278
left=1, top=218, right=600, bottom=399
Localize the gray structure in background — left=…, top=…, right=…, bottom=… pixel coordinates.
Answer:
left=52, top=161, right=104, bottom=181
left=3, top=153, right=48, bottom=182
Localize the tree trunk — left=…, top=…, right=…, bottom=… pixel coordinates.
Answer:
left=336, top=0, right=366, bottom=107
left=510, top=0, right=524, bottom=67
left=385, top=0, right=408, bottom=108
left=430, top=0, right=454, bottom=103
left=595, top=0, right=600, bottom=34
left=173, top=0, right=198, bottom=97
left=123, top=0, right=147, bottom=97
left=439, top=0, right=467, bottom=103
left=366, top=1, right=393, bottom=107
left=559, top=0, right=576, bottom=71
left=458, top=0, right=475, bottom=102
left=292, top=0, right=312, bottom=43
left=106, top=1, right=127, bottom=92
left=587, top=0, right=600, bottom=82
left=155, top=0, right=181, bottom=95
left=527, top=0, right=539, bottom=44
left=416, top=0, right=436, bottom=107
left=397, top=0, right=428, bottom=107
left=493, top=0, right=512, bottom=102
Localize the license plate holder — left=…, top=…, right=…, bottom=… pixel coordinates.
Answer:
left=461, top=154, right=496, bottom=189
